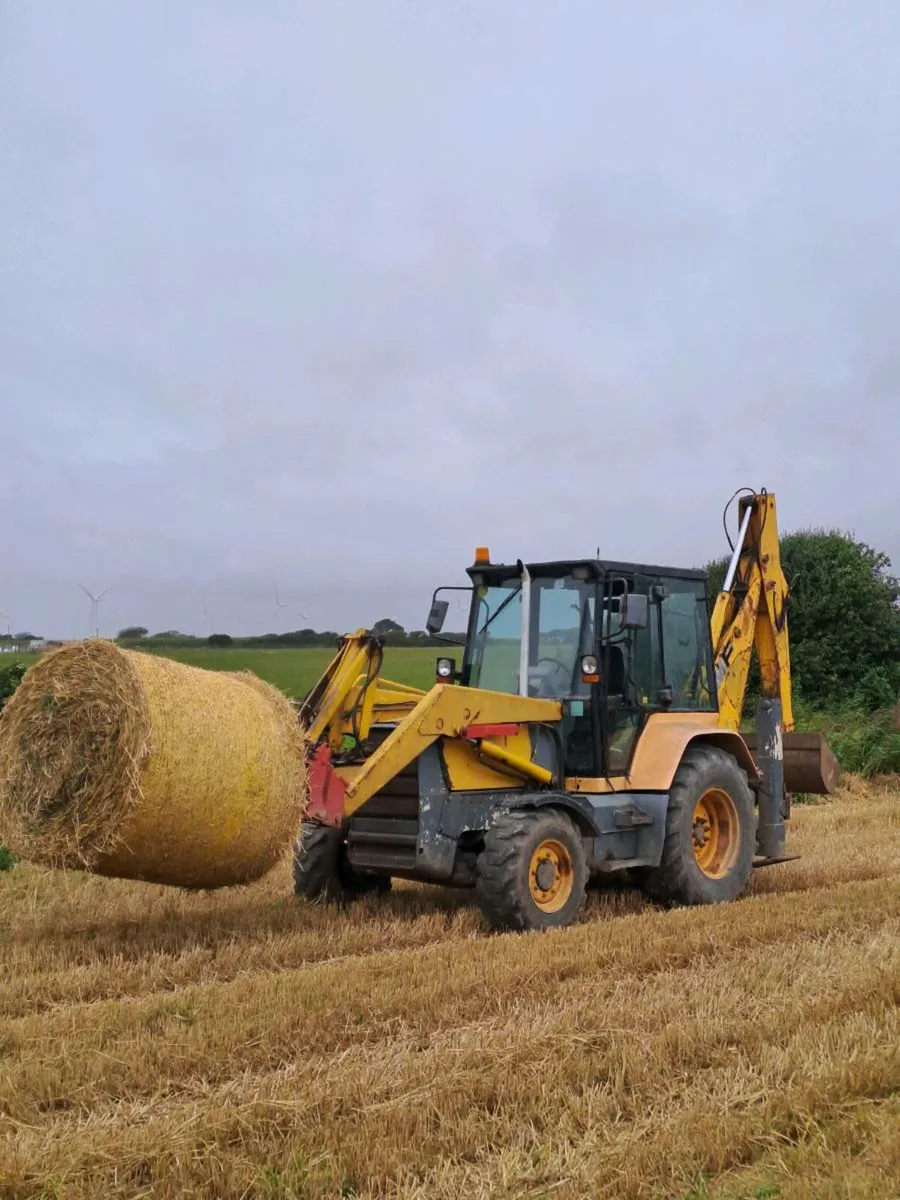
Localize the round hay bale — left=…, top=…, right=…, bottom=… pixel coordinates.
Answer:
left=0, top=640, right=308, bottom=888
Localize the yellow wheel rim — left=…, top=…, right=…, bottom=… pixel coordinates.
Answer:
left=692, top=787, right=741, bottom=879
left=528, top=838, right=574, bottom=913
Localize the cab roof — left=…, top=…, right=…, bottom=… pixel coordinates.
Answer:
left=466, top=557, right=708, bottom=583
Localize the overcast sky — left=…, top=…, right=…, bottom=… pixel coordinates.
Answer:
left=3, top=2, right=899, bottom=640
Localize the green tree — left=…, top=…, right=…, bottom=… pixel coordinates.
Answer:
left=208, top=633, right=233, bottom=647
left=0, top=661, right=26, bottom=709
left=705, top=529, right=900, bottom=710
left=117, top=626, right=149, bottom=640
left=372, top=618, right=404, bottom=636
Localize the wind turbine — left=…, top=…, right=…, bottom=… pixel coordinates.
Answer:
left=272, top=583, right=308, bottom=630
left=78, top=584, right=111, bottom=638
left=202, top=598, right=217, bottom=636
left=0, top=610, right=10, bottom=639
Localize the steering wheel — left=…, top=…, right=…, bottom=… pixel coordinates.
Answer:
left=533, top=657, right=571, bottom=696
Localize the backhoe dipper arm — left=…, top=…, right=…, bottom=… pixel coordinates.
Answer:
left=711, top=491, right=793, bottom=732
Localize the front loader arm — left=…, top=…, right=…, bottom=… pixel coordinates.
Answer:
left=342, top=686, right=561, bottom=819
left=297, top=630, right=425, bottom=752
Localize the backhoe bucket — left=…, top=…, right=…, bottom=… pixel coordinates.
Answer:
left=744, top=731, right=840, bottom=796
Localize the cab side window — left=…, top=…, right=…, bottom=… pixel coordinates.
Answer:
left=598, top=577, right=655, bottom=773
left=649, top=581, right=715, bottom=711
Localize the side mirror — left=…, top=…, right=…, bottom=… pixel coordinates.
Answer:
left=426, top=599, right=449, bottom=635
left=621, top=593, right=649, bottom=630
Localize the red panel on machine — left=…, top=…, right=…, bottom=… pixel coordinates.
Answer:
left=306, top=744, right=346, bottom=826
left=462, top=722, right=520, bottom=739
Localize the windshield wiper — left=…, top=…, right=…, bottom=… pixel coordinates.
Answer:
left=477, top=584, right=522, bottom=637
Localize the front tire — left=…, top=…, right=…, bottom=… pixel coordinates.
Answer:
left=476, top=809, right=588, bottom=932
left=638, top=744, right=754, bottom=906
left=293, top=821, right=392, bottom=903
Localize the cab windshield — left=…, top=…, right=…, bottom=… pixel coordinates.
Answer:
left=466, top=574, right=595, bottom=697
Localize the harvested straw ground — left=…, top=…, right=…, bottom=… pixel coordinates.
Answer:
left=0, top=778, right=897, bottom=1199
left=0, top=640, right=307, bottom=888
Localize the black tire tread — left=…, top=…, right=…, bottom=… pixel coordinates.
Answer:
left=476, top=808, right=588, bottom=932
left=640, top=743, right=754, bottom=906
left=293, top=820, right=391, bottom=902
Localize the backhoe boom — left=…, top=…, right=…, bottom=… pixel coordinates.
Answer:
left=710, top=491, right=839, bottom=853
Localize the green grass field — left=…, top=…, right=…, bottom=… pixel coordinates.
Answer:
left=3, top=646, right=442, bottom=699
left=5, top=645, right=899, bottom=775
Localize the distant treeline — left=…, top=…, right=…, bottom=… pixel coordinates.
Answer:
left=117, top=627, right=466, bottom=651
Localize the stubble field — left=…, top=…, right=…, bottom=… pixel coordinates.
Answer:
left=0, top=776, right=898, bottom=1199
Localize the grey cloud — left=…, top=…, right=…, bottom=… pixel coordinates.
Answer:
left=3, top=2, right=900, bottom=640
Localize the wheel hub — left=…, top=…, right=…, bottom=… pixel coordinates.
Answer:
left=692, top=788, right=740, bottom=880
left=693, top=816, right=711, bottom=849
left=528, top=838, right=575, bottom=914
left=535, top=859, right=556, bottom=891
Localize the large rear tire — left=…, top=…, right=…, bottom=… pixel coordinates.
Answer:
left=475, top=808, right=588, bottom=932
left=638, top=744, right=754, bottom=906
left=293, top=821, right=392, bottom=903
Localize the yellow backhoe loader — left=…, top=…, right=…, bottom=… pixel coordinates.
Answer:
left=294, top=489, right=839, bottom=931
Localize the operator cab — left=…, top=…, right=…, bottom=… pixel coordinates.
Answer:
left=428, top=550, right=718, bottom=778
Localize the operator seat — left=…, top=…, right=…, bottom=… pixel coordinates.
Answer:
left=606, top=645, right=626, bottom=697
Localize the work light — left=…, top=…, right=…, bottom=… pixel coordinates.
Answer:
left=581, top=654, right=600, bottom=684
left=436, top=656, right=456, bottom=681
